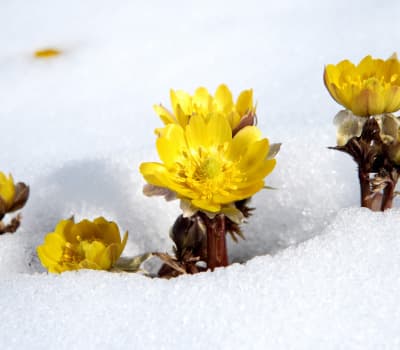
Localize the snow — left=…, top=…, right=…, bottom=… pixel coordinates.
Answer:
left=1, top=0, right=400, bottom=349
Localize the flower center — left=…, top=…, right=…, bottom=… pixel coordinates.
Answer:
left=176, top=144, right=242, bottom=200
left=197, top=157, right=221, bottom=179
left=61, top=237, right=106, bottom=265
left=62, top=242, right=82, bottom=263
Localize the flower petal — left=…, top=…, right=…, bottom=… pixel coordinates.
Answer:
left=93, top=217, right=122, bottom=244
left=236, top=89, right=254, bottom=116
left=0, top=173, right=15, bottom=209
left=153, top=105, right=176, bottom=125
left=193, top=87, right=211, bottom=115
left=214, top=84, right=233, bottom=114
left=156, top=124, right=186, bottom=165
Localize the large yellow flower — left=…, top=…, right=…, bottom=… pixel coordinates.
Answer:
left=140, top=114, right=276, bottom=213
left=324, top=54, right=400, bottom=116
left=154, top=84, right=255, bottom=133
left=37, top=217, right=128, bottom=273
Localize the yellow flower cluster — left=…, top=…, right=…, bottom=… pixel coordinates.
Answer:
left=37, top=217, right=128, bottom=273
left=141, top=84, right=276, bottom=217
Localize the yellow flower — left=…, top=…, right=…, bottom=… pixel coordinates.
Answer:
left=154, top=84, right=255, bottom=134
left=324, top=54, right=400, bottom=117
left=0, top=172, right=16, bottom=211
left=34, top=48, right=61, bottom=58
left=37, top=217, right=128, bottom=273
left=140, top=114, right=276, bottom=213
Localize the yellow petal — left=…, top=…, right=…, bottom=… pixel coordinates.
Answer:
left=385, top=86, right=400, bottom=112
left=228, top=111, right=241, bottom=129
left=229, top=126, right=262, bottom=158
left=0, top=173, right=15, bottom=208
left=93, top=217, right=121, bottom=245
left=175, top=103, right=189, bottom=126
left=245, top=158, right=276, bottom=180
left=238, top=139, right=269, bottom=171
left=53, top=218, right=74, bottom=238
left=193, top=87, right=211, bottom=115
left=236, top=89, right=253, bottom=116
left=206, top=114, right=232, bottom=146
left=170, top=89, right=192, bottom=116
left=140, top=162, right=173, bottom=189
left=156, top=124, right=186, bottom=165
left=153, top=105, right=176, bottom=125
left=185, top=114, right=208, bottom=150
left=80, top=240, right=107, bottom=263
left=98, top=244, right=121, bottom=269
left=69, top=220, right=100, bottom=242
left=191, top=198, right=221, bottom=213
left=214, top=84, right=233, bottom=114
left=37, top=232, right=66, bottom=271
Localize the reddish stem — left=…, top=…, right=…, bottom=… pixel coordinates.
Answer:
left=206, top=214, right=228, bottom=271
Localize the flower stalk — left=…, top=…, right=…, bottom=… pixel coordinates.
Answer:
left=330, top=116, right=400, bottom=211
left=202, top=213, right=228, bottom=270
left=358, top=167, right=373, bottom=209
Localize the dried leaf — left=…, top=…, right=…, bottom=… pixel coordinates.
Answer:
left=0, top=214, right=21, bottom=235
left=154, top=252, right=187, bottom=275
left=143, top=184, right=176, bottom=201
left=378, top=114, right=400, bottom=145
left=267, top=143, right=281, bottom=160
left=114, top=253, right=152, bottom=273
left=232, top=112, right=256, bottom=135
left=9, top=183, right=29, bottom=212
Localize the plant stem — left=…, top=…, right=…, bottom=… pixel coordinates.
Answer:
left=358, top=167, right=372, bottom=208
left=205, top=214, right=228, bottom=271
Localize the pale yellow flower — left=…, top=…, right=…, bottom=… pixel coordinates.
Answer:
left=37, top=217, right=128, bottom=273
left=154, top=84, right=255, bottom=134
left=324, top=54, right=400, bottom=117
left=140, top=114, right=276, bottom=213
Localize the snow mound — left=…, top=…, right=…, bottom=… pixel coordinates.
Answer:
left=1, top=209, right=400, bottom=349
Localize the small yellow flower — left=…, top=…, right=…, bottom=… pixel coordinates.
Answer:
left=34, top=48, right=61, bottom=58
left=154, top=84, right=255, bottom=134
left=0, top=173, right=16, bottom=211
left=37, top=217, right=128, bottom=273
left=324, top=54, right=400, bottom=117
left=140, top=114, right=276, bottom=213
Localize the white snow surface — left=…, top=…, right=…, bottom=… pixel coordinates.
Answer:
left=1, top=0, right=400, bottom=349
